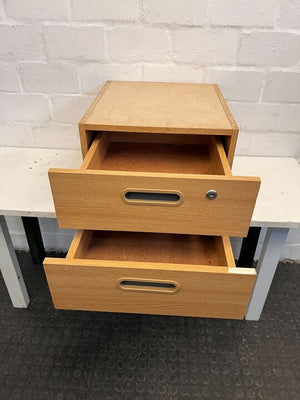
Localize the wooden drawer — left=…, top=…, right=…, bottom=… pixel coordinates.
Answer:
left=49, top=132, right=260, bottom=237
left=44, top=230, right=256, bottom=319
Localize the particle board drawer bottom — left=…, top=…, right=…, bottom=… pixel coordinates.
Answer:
left=43, top=230, right=256, bottom=319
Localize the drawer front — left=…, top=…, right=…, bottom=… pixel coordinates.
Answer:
left=44, top=259, right=256, bottom=319
left=49, top=169, right=260, bottom=237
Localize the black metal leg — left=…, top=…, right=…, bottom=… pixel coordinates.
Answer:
left=237, top=227, right=261, bottom=268
left=22, top=217, right=45, bottom=264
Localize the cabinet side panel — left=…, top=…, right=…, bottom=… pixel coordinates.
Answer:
left=79, top=81, right=112, bottom=157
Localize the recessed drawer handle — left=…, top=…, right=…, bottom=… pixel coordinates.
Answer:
left=122, top=189, right=183, bottom=206
left=118, top=278, right=180, bottom=294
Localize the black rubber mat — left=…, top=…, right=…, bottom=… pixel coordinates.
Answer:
left=0, top=252, right=299, bottom=400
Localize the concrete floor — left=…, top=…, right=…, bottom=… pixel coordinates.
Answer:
left=0, top=252, right=299, bottom=400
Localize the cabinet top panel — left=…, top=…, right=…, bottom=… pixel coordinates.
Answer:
left=80, top=81, right=238, bottom=135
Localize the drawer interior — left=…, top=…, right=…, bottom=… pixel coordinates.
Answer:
left=67, top=230, right=235, bottom=268
left=80, top=132, right=231, bottom=176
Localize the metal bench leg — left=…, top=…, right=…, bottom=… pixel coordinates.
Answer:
left=237, top=227, right=261, bottom=268
left=245, top=227, right=289, bottom=321
left=0, top=216, right=29, bottom=308
left=22, top=217, right=45, bottom=264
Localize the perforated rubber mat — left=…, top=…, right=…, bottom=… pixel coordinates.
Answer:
left=0, top=252, right=299, bottom=400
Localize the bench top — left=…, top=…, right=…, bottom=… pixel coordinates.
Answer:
left=232, top=156, right=300, bottom=228
left=0, top=146, right=299, bottom=228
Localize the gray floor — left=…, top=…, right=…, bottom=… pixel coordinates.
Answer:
left=0, top=252, right=299, bottom=400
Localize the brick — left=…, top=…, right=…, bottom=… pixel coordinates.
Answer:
left=36, top=217, right=76, bottom=250
left=72, top=0, right=139, bottom=21
left=39, top=218, right=58, bottom=234
left=39, top=218, right=64, bottom=234
left=78, top=63, right=141, bottom=94
left=39, top=218, right=75, bottom=237
left=42, top=231, right=74, bottom=251
left=283, top=244, right=300, bottom=261
left=31, top=125, right=81, bottom=149
left=0, top=1, right=5, bottom=18
left=0, top=62, right=20, bottom=91
left=239, top=32, right=300, bottom=67
left=143, top=0, right=206, bottom=25
left=51, top=95, right=94, bottom=123
left=143, top=64, right=203, bottom=82
left=229, top=102, right=281, bottom=131
left=280, top=0, right=300, bottom=29
left=44, top=26, right=104, bottom=60
left=0, top=123, right=34, bottom=146
left=0, top=25, right=43, bottom=60
left=6, top=0, right=68, bottom=20
left=263, top=72, right=300, bottom=103
left=279, top=105, right=300, bottom=132
left=20, top=62, right=79, bottom=94
left=108, top=27, right=170, bottom=62
left=286, top=229, right=300, bottom=245
left=234, top=132, right=250, bottom=156
left=173, top=29, right=238, bottom=64
left=247, top=133, right=300, bottom=157
left=0, top=94, right=50, bottom=122
left=208, top=0, right=276, bottom=27
left=205, top=69, right=263, bottom=101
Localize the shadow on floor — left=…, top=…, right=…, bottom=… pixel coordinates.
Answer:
left=0, top=252, right=299, bottom=400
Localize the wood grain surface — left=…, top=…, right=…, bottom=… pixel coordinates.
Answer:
left=44, top=230, right=256, bottom=319
left=78, top=81, right=238, bottom=164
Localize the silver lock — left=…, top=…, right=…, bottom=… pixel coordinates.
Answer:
left=206, top=189, right=217, bottom=200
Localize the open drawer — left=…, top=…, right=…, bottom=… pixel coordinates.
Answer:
left=49, top=132, right=260, bottom=236
left=44, top=230, right=256, bottom=319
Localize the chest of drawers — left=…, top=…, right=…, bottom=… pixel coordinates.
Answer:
left=44, top=81, right=260, bottom=319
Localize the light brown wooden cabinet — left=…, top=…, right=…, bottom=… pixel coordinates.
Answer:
left=44, top=81, right=260, bottom=319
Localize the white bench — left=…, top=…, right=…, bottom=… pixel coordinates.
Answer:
left=232, top=157, right=300, bottom=320
left=0, top=147, right=299, bottom=320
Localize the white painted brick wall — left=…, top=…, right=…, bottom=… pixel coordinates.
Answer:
left=43, top=26, right=105, bottom=61
left=0, top=0, right=299, bottom=260
left=20, top=62, right=79, bottom=94
left=143, top=0, right=207, bottom=26
left=247, top=133, right=300, bottom=157
left=6, top=0, right=69, bottom=20
left=263, top=72, right=300, bottom=103
left=108, top=27, right=170, bottom=62
left=279, top=0, right=300, bottom=29
left=0, top=25, right=44, bottom=60
left=173, top=29, right=238, bottom=64
left=0, top=93, right=51, bottom=122
left=51, top=95, right=94, bottom=123
left=238, top=32, right=300, bottom=67
left=0, top=124, right=34, bottom=146
left=205, top=69, right=263, bottom=101
left=0, top=1, right=4, bottom=19
left=0, top=62, right=20, bottom=91
left=78, top=63, right=141, bottom=94
left=279, top=105, right=300, bottom=132
left=142, top=64, right=204, bottom=83
left=229, top=103, right=281, bottom=131
left=208, top=0, right=277, bottom=27
left=31, top=125, right=80, bottom=149
left=72, top=0, right=140, bottom=22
